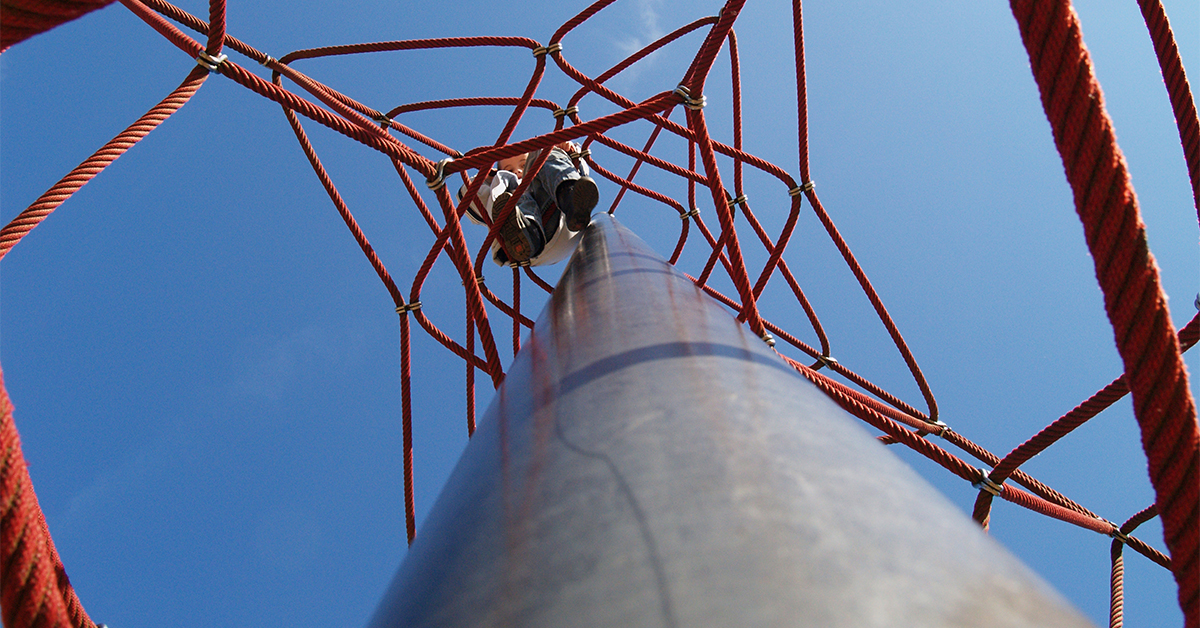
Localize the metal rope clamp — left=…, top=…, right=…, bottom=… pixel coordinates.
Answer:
left=426, top=158, right=453, bottom=190
left=788, top=181, right=815, bottom=197
left=926, top=418, right=951, bottom=437
left=553, top=105, right=579, bottom=120
left=673, top=84, right=707, bottom=110
left=532, top=42, right=563, bottom=57
left=396, top=301, right=422, bottom=315
left=681, top=207, right=700, bottom=220
left=196, top=50, right=228, bottom=73
left=972, top=472, right=1004, bottom=497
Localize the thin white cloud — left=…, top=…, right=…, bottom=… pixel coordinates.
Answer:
left=610, top=0, right=672, bottom=89
left=638, top=0, right=665, bottom=41
left=232, top=324, right=367, bottom=405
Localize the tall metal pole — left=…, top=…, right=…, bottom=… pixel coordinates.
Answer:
left=368, top=215, right=1093, bottom=627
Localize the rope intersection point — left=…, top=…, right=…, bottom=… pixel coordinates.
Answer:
left=531, top=42, right=562, bottom=57
left=553, top=105, right=579, bottom=119
left=925, top=418, right=950, bottom=435
left=396, top=302, right=422, bottom=315
left=196, top=50, right=227, bottom=72
left=973, top=472, right=1005, bottom=497
left=426, top=158, right=453, bottom=190
left=673, top=84, right=707, bottom=110
left=788, top=181, right=814, bottom=196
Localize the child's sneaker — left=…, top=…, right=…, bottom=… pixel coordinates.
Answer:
left=495, top=192, right=544, bottom=263
left=557, top=176, right=599, bottom=232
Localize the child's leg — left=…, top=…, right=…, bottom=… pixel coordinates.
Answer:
left=530, top=148, right=597, bottom=232
left=521, top=148, right=597, bottom=233
left=492, top=172, right=545, bottom=264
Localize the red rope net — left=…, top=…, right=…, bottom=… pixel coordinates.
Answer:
left=0, top=0, right=1196, bottom=626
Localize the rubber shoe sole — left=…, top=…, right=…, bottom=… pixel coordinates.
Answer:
left=495, top=193, right=534, bottom=263
left=564, top=176, right=599, bottom=232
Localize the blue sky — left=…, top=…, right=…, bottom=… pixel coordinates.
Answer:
left=1, top=0, right=1196, bottom=626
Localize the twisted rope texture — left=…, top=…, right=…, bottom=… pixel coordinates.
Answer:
left=1, top=368, right=96, bottom=628
left=0, top=0, right=114, bottom=52
left=1009, top=1, right=1198, bottom=622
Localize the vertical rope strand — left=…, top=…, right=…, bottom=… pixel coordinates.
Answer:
left=1008, top=2, right=1198, bottom=621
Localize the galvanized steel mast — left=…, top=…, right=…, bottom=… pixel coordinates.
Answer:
left=368, top=215, right=1094, bottom=628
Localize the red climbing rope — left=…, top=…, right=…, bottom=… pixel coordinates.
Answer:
left=0, top=66, right=210, bottom=261
left=1110, top=504, right=1162, bottom=628
left=1009, top=2, right=1199, bottom=623
left=0, top=0, right=115, bottom=53
left=1135, top=0, right=1200, bottom=216
left=1, top=369, right=96, bottom=628
left=0, top=0, right=1196, bottom=625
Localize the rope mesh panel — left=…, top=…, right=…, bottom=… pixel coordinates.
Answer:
left=0, top=0, right=1196, bottom=626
